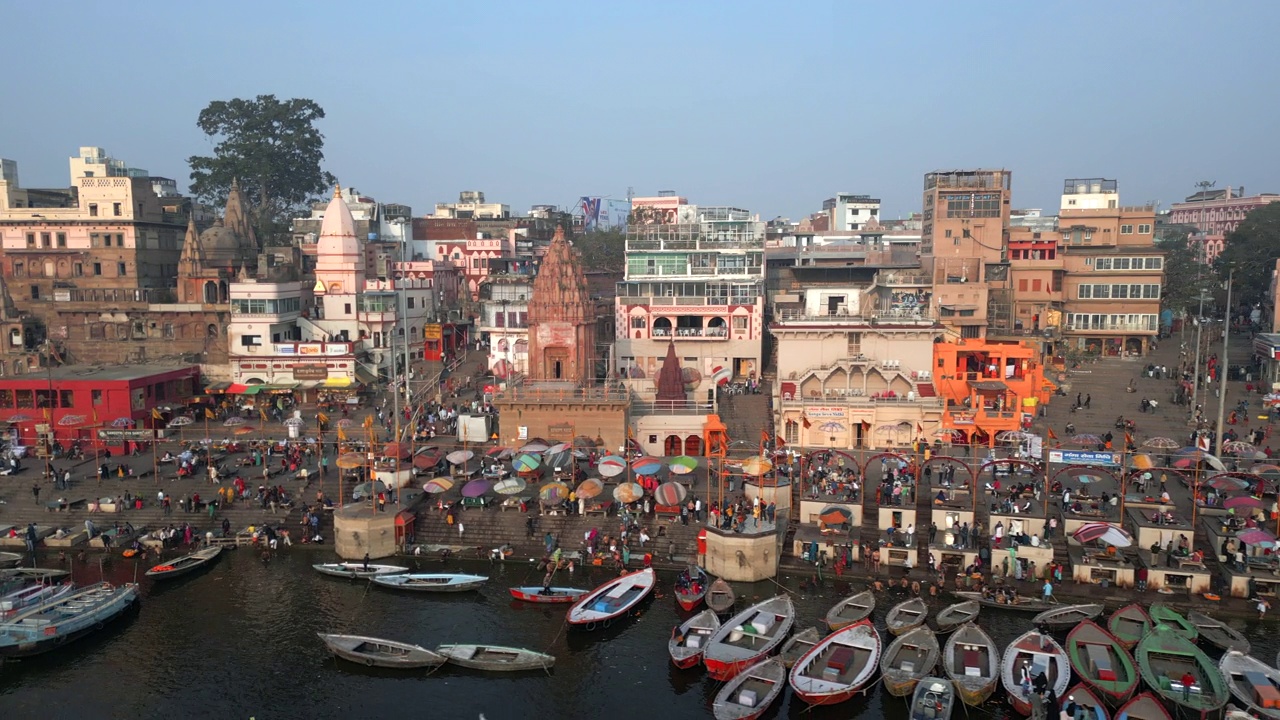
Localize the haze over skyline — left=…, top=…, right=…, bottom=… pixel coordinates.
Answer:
left=3, top=1, right=1277, bottom=221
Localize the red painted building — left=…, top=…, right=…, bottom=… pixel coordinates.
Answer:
left=0, top=364, right=200, bottom=451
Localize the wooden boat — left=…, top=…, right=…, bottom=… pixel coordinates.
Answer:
left=1032, top=603, right=1103, bottom=630
left=1134, top=623, right=1227, bottom=713
left=1001, top=629, right=1070, bottom=715
left=935, top=599, right=979, bottom=633
left=1114, top=691, right=1173, bottom=720
left=1061, top=683, right=1110, bottom=720
left=1187, top=610, right=1250, bottom=654
left=1066, top=620, right=1138, bottom=704
left=1219, top=650, right=1280, bottom=720
left=508, top=586, right=588, bottom=604
left=886, top=597, right=928, bottom=637
left=910, top=676, right=957, bottom=720
left=779, top=627, right=821, bottom=668
left=1149, top=603, right=1198, bottom=642
left=370, top=573, right=487, bottom=592
left=712, top=657, right=785, bottom=720
left=1108, top=604, right=1152, bottom=650
left=144, top=546, right=222, bottom=580
left=0, top=582, right=138, bottom=657
left=317, top=633, right=445, bottom=669
left=669, top=609, right=721, bottom=669
left=312, top=562, right=408, bottom=579
left=674, top=566, right=709, bottom=611
left=703, top=594, right=796, bottom=681
left=707, top=578, right=735, bottom=615
left=566, top=568, right=655, bottom=630
left=943, top=622, right=1000, bottom=706
left=789, top=619, right=881, bottom=705
left=0, top=551, right=22, bottom=568
left=0, top=580, right=73, bottom=617
left=952, top=589, right=1055, bottom=612
left=824, top=589, right=874, bottom=631
left=881, top=625, right=940, bottom=697
left=436, top=644, right=555, bottom=671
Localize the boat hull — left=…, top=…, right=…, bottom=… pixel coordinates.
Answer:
left=676, top=592, right=706, bottom=612
left=0, top=588, right=138, bottom=658
left=707, top=653, right=767, bottom=682
left=509, top=587, right=587, bottom=604
left=884, top=673, right=920, bottom=697
left=792, top=685, right=864, bottom=706
left=671, top=651, right=702, bottom=670
left=956, top=680, right=997, bottom=707
left=566, top=569, right=656, bottom=630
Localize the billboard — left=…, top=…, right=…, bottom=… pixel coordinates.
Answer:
left=579, top=197, right=630, bottom=231
left=1047, top=450, right=1121, bottom=466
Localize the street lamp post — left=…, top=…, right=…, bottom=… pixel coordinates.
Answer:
left=1214, top=268, right=1235, bottom=456
left=1190, top=291, right=1210, bottom=420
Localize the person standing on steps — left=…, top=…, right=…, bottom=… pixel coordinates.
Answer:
left=31, top=482, right=40, bottom=506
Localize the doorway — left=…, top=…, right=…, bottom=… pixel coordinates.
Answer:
left=664, top=435, right=682, bottom=455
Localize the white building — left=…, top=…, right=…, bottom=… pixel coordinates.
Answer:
left=832, top=193, right=881, bottom=232
left=434, top=190, right=509, bottom=220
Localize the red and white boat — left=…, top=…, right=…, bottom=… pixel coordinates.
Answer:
left=669, top=608, right=721, bottom=669
left=703, top=594, right=795, bottom=681
left=508, top=586, right=589, bottom=604
left=565, top=568, right=655, bottom=630
left=674, top=566, right=709, bottom=611
left=789, top=619, right=882, bottom=706
left=1001, top=629, right=1069, bottom=716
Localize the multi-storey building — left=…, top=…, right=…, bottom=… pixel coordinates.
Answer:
left=477, top=274, right=532, bottom=379
left=615, top=200, right=765, bottom=394
left=1057, top=179, right=1162, bottom=356
left=433, top=190, right=510, bottom=220
left=829, top=193, right=882, bottom=232
left=920, top=170, right=1013, bottom=339
left=1168, top=186, right=1280, bottom=262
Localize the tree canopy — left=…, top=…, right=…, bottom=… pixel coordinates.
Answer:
left=1156, top=228, right=1211, bottom=317
left=1214, top=202, right=1280, bottom=306
left=187, top=95, right=335, bottom=244
left=572, top=228, right=626, bottom=272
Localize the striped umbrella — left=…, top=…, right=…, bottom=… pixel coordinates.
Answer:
left=109, top=417, right=134, bottom=428
left=1206, top=475, right=1248, bottom=491
left=520, top=441, right=549, bottom=454
left=654, top=481, right=688, bottom=507
left=741, top=456, right=773, bottom=476
left=412, top=451, right=441, bottom=470
left=544, top=442, right=571, bottom=456
left=383, top=442, right=411, bottom=459
left=513, top=453, right=541, bottom=472
left=167, top=416, right=194, bottom=427
left=447, top=450, right=475, bottom=465
left=539, top=481, right=570, bottom=503
left=1072, top=522, right=1134, bottom=548
left=283, top=417, right=306, bottom=428
left=461, top=479, right=492, bottom=498
left=1222, top=440, right=1257, bottom=456
left=336, top=452, right=366, bottom=470
left=5, top=413, right=32, bottom=422
left=632, top=456, right=663, bottom=476
left=669, top=455, right=699, bottom=475
left=1131, top=454, right=1154, bottom=470
left=487, top=446, right=514, bottom=459
left=597, top=455, right=627, bottom=478
left=57, top=414, right=88, bottom=427
left=612, top=481, right=644, bottom=504
left=223, top=417, right=246, bottom=427
left=1141, top=436, right=1181, bottom=449
left=233, top=426, right=256, bottom=436
left=336, top=418, right=354, bottom=429
left=1224, top=494, right=1264, bottom=510
left=422, top=477, right=454, bottom=494
left=575, top=478, right=604, bottom=499
left=493, top=477, right=527, bottom=495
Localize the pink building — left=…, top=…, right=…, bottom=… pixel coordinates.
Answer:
left=1169, top=187, right=1279, bottom=263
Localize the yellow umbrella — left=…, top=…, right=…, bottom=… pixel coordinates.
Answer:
left=741, top=455, right=773, bottom=476
left=336, top=452, right=366, bottom=470
left=1132, top=454, right=1154, bottom=470
left=234, top=426, right=256, bottom=436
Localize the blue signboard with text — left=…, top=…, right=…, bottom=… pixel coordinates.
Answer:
left=1047, top=450, right=1121, bottom=467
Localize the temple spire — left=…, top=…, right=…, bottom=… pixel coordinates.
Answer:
left=654, top=340, right=687, bottom=406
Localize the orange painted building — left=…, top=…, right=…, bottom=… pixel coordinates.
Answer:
left=932, top=339, right=1053, bottom=446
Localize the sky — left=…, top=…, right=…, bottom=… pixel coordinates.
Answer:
left=2, top=1, right=1278, bottom=221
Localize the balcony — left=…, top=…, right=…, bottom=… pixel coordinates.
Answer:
left=874, top=271, right=931, bottom=287
left=1063, top=322, right=1157, bottom=333
left=773, top=307, right=935, bottom=325
left=651, top=327, right=729, bottom=339
left=780, top=391, right=942, bottom=408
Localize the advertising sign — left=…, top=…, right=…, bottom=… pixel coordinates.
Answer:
left=97, top=429, right=156, bottom=441
left=579, top=197, right=631, bottom=231
left=292, top=364, right=329, bottom=381
left=1047, top=450, right=1121, bottom=466
left=423, top=324, right=443, bottom=341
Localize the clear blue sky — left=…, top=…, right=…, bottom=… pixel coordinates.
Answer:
left=3, top=1, right=1277, bottom=220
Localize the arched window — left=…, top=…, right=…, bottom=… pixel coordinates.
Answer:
left=203, top=281, right=218, bottom=304
left=207, top=324, right=218, bottom=338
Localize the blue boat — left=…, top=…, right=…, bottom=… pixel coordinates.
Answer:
left=0, top=582, right=139, bottom=658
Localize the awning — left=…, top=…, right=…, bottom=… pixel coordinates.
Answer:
left=259, top=384, right=298, bottom=394
left=204, top=382, right=232, bottom=393
left=972, top=380, right=1008, bottom=391
left=355, top=367, right=379, bottom=385
left=294, top=381, right=323, bottom=390
left=239, top=386, right=262, bottom=395
left=323, top=378, right=353, bottom=388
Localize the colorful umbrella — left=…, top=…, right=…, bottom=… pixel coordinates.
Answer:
left=422, top=477, right=454, bottom=494
left=819, top=421, right=847, bottom=433
left=1131, top=454, right=1154, bottom=470
left=412, top=451, right=441, bottom=470
left=462, top=479, right=492, bottom=498
left=741, top=456, right=773, bottom=476
left=336, top=418, right=354, bottom=429
left=819, top=506, right=852, bottom=525
left=520, top=441, right=549, bottom=454
left=167, top=416, right=194, bottom=427
left=632, top=456, right=663, bottom=476
left=544, top=450, right=572, bottom=470
left=283, top=417, right=306, bottom=428
left=1251, top=464, right=1280, bottom=478
left=995, top=430, right=1033, bottom=442
left=383, top=442, right=411, bottom=459
left=513, top=453, right=541, bottom=472
left=352, top=481, right=387, bottom=500
left=544, top=442, right=570, bottom=456
left=669, top=455, right=699, bottom=475
left=1206, top=475, right=1249, bottom=491
left=487, top=446, right=513, bottom=458
left=572, top=435, right=599, bottom=449
left=493, top=477, right=527, bottom=495
left=539, top=481, right=570, bottom=503
left=5, top=413, right=32, bottom=422
left=1237, top=529, right=1278, bottom=546
left=1069, top=434, right=1103, bottom=446
left=233, top=426, right=256, bottom=436
left=597, top=455, right=627, bottom=478
left=109, top=417, right=134, bottom=428
left=613, top=481, right=644, bottom=504
left=1223, top=440, right=1257, bottom=456
left=654, top=481, right=688, bottom=507
left=1224, top=495, right=1264, bottom=510
left=1072, top=522, right=1134, bottom=548
left=57, top=414, right=87, bottom=427
left=1141, top=437, right=1181, bottom=450
left=1072, top=473, right=1104, bottom=484
left=223, top=416, right=246, bottom=427
left=447, top=450, right=475, bottom=465
left=336, top=452, right=366, bottom=470
left=575, top=478, right=604, bottom=499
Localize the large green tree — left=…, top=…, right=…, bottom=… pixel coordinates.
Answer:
left=573, top=228, right=626, bottom=272
left=187, top=95, right=336, bottom=244
left=1156, top=228, right=1211, bottom=317
left=1214, top=202, right=1280, bottom=306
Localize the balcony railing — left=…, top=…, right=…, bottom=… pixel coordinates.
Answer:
left=780, top=393, right=943, bottom=408
left=494, top=381, right=631, bottom=403
left=1063, top=323, right=1158, bottom=333
left=773, top=307, right=934, bottom=323
left=651, top=327, right=729, bottom=338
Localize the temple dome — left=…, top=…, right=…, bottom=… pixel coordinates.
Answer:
left=317, top=185, right=359, bottom=258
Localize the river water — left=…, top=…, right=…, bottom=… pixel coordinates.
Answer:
left=0, top=551, right=1272, bottom=720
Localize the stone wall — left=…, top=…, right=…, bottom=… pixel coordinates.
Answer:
left=493, top=399, right=628, bottom=449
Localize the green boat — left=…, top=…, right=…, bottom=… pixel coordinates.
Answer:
left=1149, top=603, right=1197, bottom=642
left=1108, top=603, right=1151, bottom=650
left=1135, top=624, right=1227, bottom=712
left=1066, top=620, right=1138, bottom=704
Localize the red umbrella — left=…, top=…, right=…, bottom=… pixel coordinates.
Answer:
left=1072, top=522, right=1134, bottom=547
left=1237, top=529, right=1278, bottom=546
left=382, top=442, right=411, bottom=459
left=1224, top=495, right=1264, bottom=510
left=653, top=482, right=688, bottom=507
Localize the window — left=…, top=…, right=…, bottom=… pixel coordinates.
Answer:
left=13, top=262, right=22, bottom=276
left=944, top=229, right=952, bottom=238
left=25, top=233, right=34, bottom=248
left=1120, top=224, right=1133, bottom=234
left=1143, top=284, right=1160, bottom=299
left=40, top=232, right=50, bottom=248
left=344, top=303, right=352, bottom=314
left=0, top=389, right=11, bottom=406
left=1032, top=279, right=1041, bottom=291
left=15, top=389, right=33, bottom=408
left=630, top=316, right=646, bottom=329
left=112, top=202, right=122, bottom=217
left=30, top=285, right=39, bottom=300
left=406, top=297, right=415, bottom=309
left=1138, top=224, right=1152, bottom=234
left=1018, top=279, right=1028, bottom=291
left=88, top=203, right=98, bottom=217
left=117, top=262, right=127, bottom=276
left=73, top=263, right=82, bottom=277
left=1078, top=285, right=1091, bottom=299
left=1144, top=257, right=1162, bottom=269
left=93, top=262, right=101, bottom=276
left=59, top=390, right=73, bottom=408
left=733, top=317, right=749, bottom=330
left=163, top=323, right=174, bottom=339
left=56, top=232, right=66, bottom=247
left=241, top=335, right=262, bottom=347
